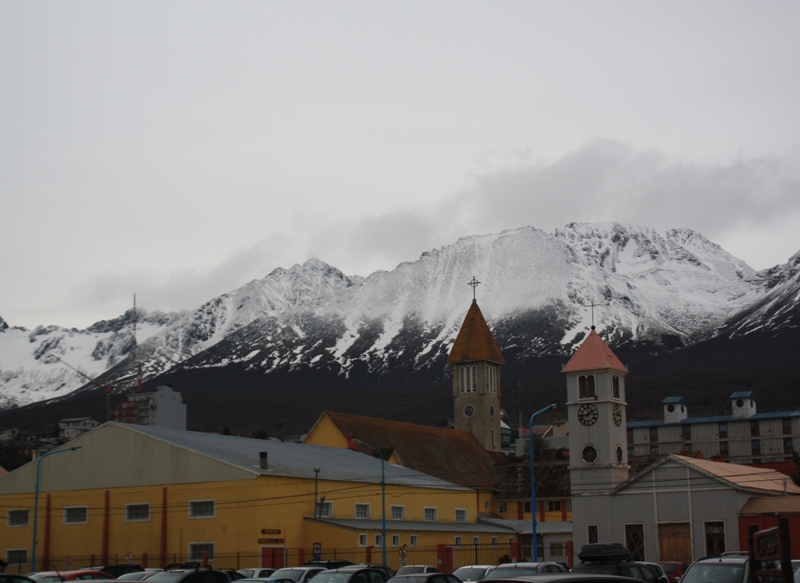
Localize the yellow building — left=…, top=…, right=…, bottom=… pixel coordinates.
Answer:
left=1, top=422, right=517, bottom=572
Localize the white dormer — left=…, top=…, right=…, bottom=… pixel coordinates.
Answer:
left=663, top=396, right=689, bottom=424
left=731, top=391, right=757, bottom=419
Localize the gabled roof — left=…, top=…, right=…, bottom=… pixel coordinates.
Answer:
left=0, top=423, right=470, bottom=493
left=613, top=454, right=800, bottom=496
left=447, top=300, right=505, bottom=364
left=314, top=411, right=503, bottom=490
left=562, top=328, right=627, bottom=374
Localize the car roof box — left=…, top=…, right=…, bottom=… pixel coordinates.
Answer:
left=578, top=543, right=631, bottom=562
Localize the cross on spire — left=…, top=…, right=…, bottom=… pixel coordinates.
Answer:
left=590, top=299, right=597, bottom=330
left=468, top=276, right=481, bottom=301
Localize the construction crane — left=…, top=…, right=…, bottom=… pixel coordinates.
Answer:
left=52, top=355, right=114, bottom=421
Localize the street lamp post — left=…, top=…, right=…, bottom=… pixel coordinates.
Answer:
left=31, top=446, right=81, bottom=572
left=529, top=404, right=556, bottom=562
left=352, top=439, right=386, bottom=566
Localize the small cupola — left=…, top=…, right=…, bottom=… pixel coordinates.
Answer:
left=731, top=391, right=757, bottom=419
left=662, top=396, right=689, bottom=424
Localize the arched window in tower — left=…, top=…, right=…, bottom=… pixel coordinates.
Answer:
left=579, top=375, right=596, bottom=399
left=459, top=366, right=466, bottom=393
left=613, top=376, right=620, bottom=399
left=488, top=366, right=497, bottom=393
left=471, top=365, right=478, bottom=392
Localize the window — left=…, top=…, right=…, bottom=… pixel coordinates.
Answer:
left=355, top=503, right=370, bottom=519
left=358, top=533, right=368, bottom=547
left=705, top=522, right=726, bottom=555
left=750, top=421, right=760, bottom=437
left=189, top=500, right=215, bottom=519
left=588, top=525, right=599, bottom=544
left=410, top=534, right=418, bottom=548
left=546, top=501, right=561, bottom=512
left=455, top=509, right=467, bottom=522
left=454, top=536, right=462, bottom=547
left=7, top=509, right=29, bottom=527
left=650, top=445, right=659, bottom=455
left=316, top=500, right=332, bottom=518
left=125, top=503, right=150, bottom=522
left=491, top=536, right=499, bottom=548
left=718, top=423, right=728, bottom=438
left=424, top=507, right=437, bottom=521
left=784, top=437, right=794, bottom=454
left=488, top=366, right=498, bottom=393
left=473, top=536, right=480, bottom=545
left=579, top=375, right=596, bottom=399
left=523, top=501, right=531, bottom=513
left=649, top=427, right=659, bottom=443
left=6, top=549, right=27, bottom=565
left=783, top=418, right=793, bottom=435
left=188, top=542, right=215, bottom=562
left=681, top=425, right=692, bottom=441
left=751, top=440, right=761, bottom=456
left=625, top=524, right=645, bottom=561
left=498, top=502, right=507, bottom=514
left=374, top=534, right=383, bottom=547
left=613, top=375, right=621, bottom=399
left=392, top=534, right=400, bottom=547
left=391, top=505, right=405, bottom=520
left=64, top=506, right=88, bottom=524
left=719, top=441, right=729, bottom=456
left=459, top=365, right=478, bottom=393
left=627, top=428, right=634, bottom=443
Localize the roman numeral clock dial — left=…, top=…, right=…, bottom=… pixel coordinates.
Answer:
left=578, top=403, right=598, bottom=426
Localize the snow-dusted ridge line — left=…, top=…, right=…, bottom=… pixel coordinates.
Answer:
left=2, top=222, right=797, bottom=410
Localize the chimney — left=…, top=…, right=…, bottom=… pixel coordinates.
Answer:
left=259, top=451, right=268, bottom=470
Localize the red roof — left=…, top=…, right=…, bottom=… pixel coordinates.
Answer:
left=447, top=300, right=505, bottom=364
left=562, top=328, right=627, bottom=373
left=320, top=411, right=502, bottom=489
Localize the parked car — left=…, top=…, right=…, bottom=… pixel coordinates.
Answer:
left=395, top=568, right=439, bottom=576
left=480, top=574, right=644, bottom=583
left=452, top=566, right=495, bottom=582
left=238, top=570, right=277, bottom=579
left=85, top=565, right=146, bottom=578
left=237, top=578, right=296, bottom=583
left=118, top=572, right=165, bottom=582
left=0, top=575, right=36, bottom=583
left=636, top=563, right=668, bottom=583
left=303, top=563, right=354, bottom=571
left=679, top=552, right=774, bottom=583
left=307, top=566, right=390, bottom=583
left=483, top=564, right=567, bottom=581
left=572, top=543, right=664, bottom=583
left=270, top=567, right=328, bottom=583
left=29, top=571, right=115, bottom=583
left=655, top=562, right=687, bottom=583
left=386, top=574, right=462, bottom=583
left=351, top=566, right=395, bottom=580
left=145, top=569, right=231, bottom=583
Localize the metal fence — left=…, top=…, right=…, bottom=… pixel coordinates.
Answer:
left=4, top=542, right=571, bottom=575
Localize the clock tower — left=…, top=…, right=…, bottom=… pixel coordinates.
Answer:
left=448, top=294, right=505, bottom=452
left=564, top=327, right=630, bottom=496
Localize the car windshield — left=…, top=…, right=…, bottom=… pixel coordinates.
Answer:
left=271, top=571, right=306, bottom=582
left=484, top=567, right=542, bottom=580
left=682, top=563, right=745, bottom=583
left=304, top=574, right=354, bottom=583
left=452, top=569, right=488, bottom=582
left=147, top=574, right=193, bottom=583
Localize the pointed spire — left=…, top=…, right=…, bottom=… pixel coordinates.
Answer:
left=447, top=301, right=505, bottom=364
left=562, top=328, right=626, bottom=373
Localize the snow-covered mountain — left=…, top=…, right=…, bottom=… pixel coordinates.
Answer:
left=1, top=222, right=795, bottom=410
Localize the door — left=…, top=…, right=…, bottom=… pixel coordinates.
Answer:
left=261, top=546, right=286, bottom=569
left=658, top=523, right=692, bottom=565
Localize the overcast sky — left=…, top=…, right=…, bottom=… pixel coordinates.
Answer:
left=2, top=1, right=799, bottom=329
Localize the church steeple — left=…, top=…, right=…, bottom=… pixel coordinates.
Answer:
left=448, top=280, right=504, bottom=452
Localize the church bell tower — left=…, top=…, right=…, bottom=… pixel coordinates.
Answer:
left=447, top=277, right=505, bottom=452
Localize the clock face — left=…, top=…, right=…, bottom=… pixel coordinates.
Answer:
left=582, top=445, right=598, bottom=463
left=464, top=405, right=474, bottom=417
left=613, top=404, right=623, bottom=426
left=578, top=404, right=598, bottom=426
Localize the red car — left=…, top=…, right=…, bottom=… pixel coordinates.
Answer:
left=657, top=562, right=689, bottom=583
